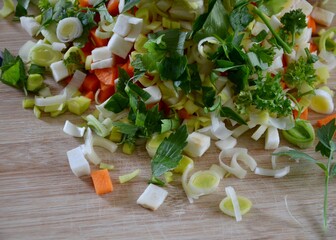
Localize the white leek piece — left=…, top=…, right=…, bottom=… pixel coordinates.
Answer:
left=181, top=162, right=195, bottom=203
left=183, top=132, right=211, bottom=158
left=209, top=164, right=226, bottom=179
left=56, top=17, right=83, bottom=42
left=311, top=7, right=335, bottom=27
left=269, top=15, right=282, bottom=31
left=108, top=33, right=134, bottom=59
left=19, top=40, right=36, bottom=63
left=124, top=17, right=143, bottom=42
left=251, top=125, right=267, bottom=141
left=50, top=60, right=70, bottom=82
left=29, top=43, right=63, bottom=67
left=265, top=126, right=280, bottom=150
left=254, top=166, right=290, bottom=178
left=51, top=42, right=67, bottom=51
left=118, top=0, right=125, bottom=13
left=294, top=0, right=313, bottom=16
left=63, top=70, right=87, bottom=99
left=215, top=136, right=237, bottom=151
left=67, top=146, right=90, bottom=177
left=119, top=169, right=141, bottom=183
left=309, top=88, right=334, bottom=114
left=187, top=170, right=220, bottom=198
left=113, top=14, right=132, bottom=37
left=197, top=36, right=220, bottom=58
left=63, top=120, right=86, bottom=137
left=271, top=146, right=293, bottom=169
left=211, top=113, right=233, bottom=140
left=219, top=148, right=257, bottom=179
left=137, top=183, right=168, bottom=211
left=143, top=85, right=162, bottom=105
left=251, top=21, right=269, bottom=36
left=20, top=16, right=40, bottom=36
left=91, top=58, right=114, bottom=70
left=225, top=186, right=242, bottom=222
left=92, top=46, right=112, bottom=62
left=232, top=124, right=250, bottom=138
left=219, top=192, right=252, bottom=219
left=34, top=92, right=67, bottom=107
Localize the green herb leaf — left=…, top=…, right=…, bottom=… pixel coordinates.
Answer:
left=315, top=119, right=336, bottom=158
left=219, top=106, right=247, bottom=125
left=121, top=0, right=141, bottom=13
left=151, top=125, right=188, bottom=178
left=28, top=64, right=46, bottom=75
left=14, top=0, right=30, bottom=19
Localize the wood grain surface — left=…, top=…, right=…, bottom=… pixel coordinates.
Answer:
left=0, top=2, right=336, bottom=240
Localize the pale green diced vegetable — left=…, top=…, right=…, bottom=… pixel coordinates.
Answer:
left=316, top=66, right=330, bottom=84
left=30, top=43, right=63, bottom=67
left=99, top=162, right=115, bottom=170
left=85, top=114, right=109, bottom=137
left=119, top=169, right=141, bottom=183
left=108, top=127, right=123, bottom=143
left=146, top=131, right=171, bottom=157
left=67, top=96, right=91, bottom=116
left=33, top=105, right=41, bottom=119
left=50, top=104, right=67, bottom=117
left=173, top=155, right=194, bottom=174
left=164, top=171, right=174, bottom=183
left=22, top=98, right=35, bottom=109
left=0, top=0, right=15, bottom=18
left=122, top=142, right=135, bottom=155
left=27, top=74, right=44, bottom=92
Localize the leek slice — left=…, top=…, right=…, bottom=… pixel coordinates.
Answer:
left=224, top=186, right=242, bottom=222
left=56, top=17, right=83, bottom=43
left=119, top=169, right=141, bottom=183
left=30, top=43, right=63, bottom=67
left=187, top=170, right=220, bottom=197
left=254, top=166, right=290, bottom=178
left=219, top=189, right=252, bottom=220
left=0, top=0, right=15, bottom=18
left=63, top=120, right=86, bottom=137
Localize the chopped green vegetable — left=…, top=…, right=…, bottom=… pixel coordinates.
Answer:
left=282, top=119, right=315, bottom=149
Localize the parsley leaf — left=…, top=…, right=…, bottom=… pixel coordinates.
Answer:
left=249, top=44, right=275, bottom=67
left=280, top=9, right=307, bottom=47
left=151, top=125, right=188, bottom=180
left=219, top=106, right=247, bottom=125
left=121, top=0, right=141, bottom=13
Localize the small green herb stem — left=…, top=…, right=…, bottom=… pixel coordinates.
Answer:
left=252, top=6, right=292, bottom=54
left=324, top=174, right=329, bottom=228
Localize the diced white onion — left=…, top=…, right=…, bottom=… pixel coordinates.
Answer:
left=63, top=120, right=86, bottom=137
left=67, top=146, right=91, bottom=177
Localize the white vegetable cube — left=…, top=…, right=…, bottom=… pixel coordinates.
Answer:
left=92, top=46, right=112, bottom=62
left=268, top=56, right=283, bottom=73
left=311, top=7, right=335, bottom=27
left=50, top=60, right=70, bottom=82
left=67, top=146, right=91, bottom=177
left=113, top=14, right=132, bottom=37
left=20, top=16, right=40, bottom=36
left=137, top=183, right=168, bottom=211
left=91, top=58, right=114, bottom=70
left=143, top=85, right=162, bottom=105
left=296, top=27, right=312, bottom=46
left=251, top=21, right=269, bottom=36
left=184, top=132, right=211, bottom=158
left=108, top=34, right=134, bottom=59
left=125, top=17, right=143, bottom=43
left=294, top=0, right=313, bottom=16
left=52, top=42, right=67, bottom=52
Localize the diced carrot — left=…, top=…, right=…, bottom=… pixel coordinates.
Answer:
left=81, top=73, right=100, bottom=93
left=90, top=28, right=109, bottom=47
left=98, top=85, right=115, bottom=103
left=84, top=91, right=95, bottom=101
left=178, top=108, right=191, bottom=120
left=121, top=59, right=134, bottom=77
left=293, top=108, right=308, bottom=120
left=107, top=0, right=120, bottom=16
left=280, top=80, right=287, bottom=90
left=316, top=113, right=336, bottom=127
left=307, top=15, right=317, bottom=35
left=310, top=42, right=318, bottom=53
left=78, top=0, right=90, bottom=7
left=91, top=169, right=113, bottom=195
left=94, top=66, right=118, bottom=86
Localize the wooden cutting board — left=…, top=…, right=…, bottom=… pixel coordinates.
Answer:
left=0, top=2, right=335, bottom=240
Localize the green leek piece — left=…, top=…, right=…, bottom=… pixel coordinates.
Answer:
left=146, top=131, right=171, bottom=156
left=319, top=27, right=336, bottom=52
left=67, top=96, right=91, bottom=116
left=35, top=14, right=42, bottom=24
left=190, top=171, right=219, bottom=190
left=22, top=98, right=35, bottom=109
left=173, top=155, right=194, bottom=174
left=109, top=127, right=123, bottom=143
left=85, top=114, right=109, bottom=137
left=123, top=142, right=135, bottom=155
left=33, top=106, right=41, bottom=119
left=282, top=119, right=315, bottom=149
left=44, top=103, right=63, bottom=113
left=27, top=74, right=44, bottom=92
left=219, top=196, right=252, bottom=217
left=0, top=0, right=15, bottom=18
left=99, top=162, right=115, bottom=170
left=316, top=66, right=330, bottom=85
left=50, top=104, right=67, bottom=117
left=134, top=34, right=148, bottom=53
left=135, top=7, right=150, bottom=23
left=119, top=169, right=141, bottom=183
left=41, top=23, right=59, bottom=43
left=164, top=171, right=174, bottom=183
left=30, top=43, right=63, bottom=67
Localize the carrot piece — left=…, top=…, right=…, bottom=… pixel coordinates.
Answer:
left=293, top=108, right=308, bottom=120
left=81, top=73, right=100, bottom=93
left=178, top=108, right=191, bottom=120
left=307, top=16, right=317, bottom=35
left=316, top=113, right=336, bottom=128
left=90, top=28, right=109, bottom=47
left=98, top=84, right=115, bottom=102
left=310, top=42, right=318, bottom=53
left=107, top=0, right=120, bottom=16
left=94, top=66, right=118, bottom=86
left=91, top=169, right=113, bottom=195
left=84, top=91, right=95, bottom=101
left=121, top=59, right=134, bottom=77
left=78, top=0, right=90, bottom=7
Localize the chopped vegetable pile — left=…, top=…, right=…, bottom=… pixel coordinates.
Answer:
left=1, top=0, right=336, bottom=227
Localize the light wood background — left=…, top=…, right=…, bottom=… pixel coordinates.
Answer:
left=0, top=1, right=335, bottom=239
